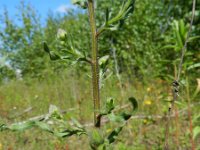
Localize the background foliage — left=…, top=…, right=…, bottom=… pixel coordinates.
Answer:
left=0, top=0, right=199, bottom=149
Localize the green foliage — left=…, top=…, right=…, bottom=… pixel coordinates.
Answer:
left=90, top=97, right=138, bottom=149
left=157, top=19, right=200, bottom=79
left=193, top=114, right=200, bottom=139
left=162, top=19, right=199, bottom=52
left=0, top=0, right=199, bottom=149
left=0, top=105, right=86, bottom=137
left=107, top=126, right=123, bottom=144
left=43, top=27, right=90, bottom=65
left=72, top=0, right=87, bottom=9
left=0, top=0, right=199, bottom=80
left=0, top=4, right=46, bottom=78
left=89, top=129, right=104, bottom=149
left=0, top=98, right=138, bottom=149
left=98, top=0, right=135, bottom=35
left=100, top=98, right=115, bottom=115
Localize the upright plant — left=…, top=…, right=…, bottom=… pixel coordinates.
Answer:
left=43, top=0, right=136, bottom=127
left=87, top=0, right=101, bottom=127
left=0, top=0, right=138, bottom=149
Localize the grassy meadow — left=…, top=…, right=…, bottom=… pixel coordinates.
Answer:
left=0, top=70, right=199, bottom=149
left=0, top=0, right=200, bottom=149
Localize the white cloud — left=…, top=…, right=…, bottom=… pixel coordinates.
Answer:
left=55, top=4, right=77, bottom=13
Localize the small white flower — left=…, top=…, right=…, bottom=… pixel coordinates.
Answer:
left=57, top=28, right=67, bottom=40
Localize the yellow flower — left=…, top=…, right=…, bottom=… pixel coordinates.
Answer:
left=143, top=119, right=148, bottom=124
left=147, top=87, right=152, bottom=92
left=143, top=100, right=152, bottom=105
left=106, top=128, right=112, bottom=133
left=0, top=143, right=2, bottom=150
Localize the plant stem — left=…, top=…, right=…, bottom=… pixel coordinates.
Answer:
left=110, top=38, right=124, bottom=101
left=174, top=106, right=180, bottom=149
left=88, top=0, right=101, bottom=127
left=173, top=65, right=180, bottom=149
left=186, top=77, right=195, bottom=150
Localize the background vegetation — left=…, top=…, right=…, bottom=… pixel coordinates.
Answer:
left=0, top=0, right=199, bottom=149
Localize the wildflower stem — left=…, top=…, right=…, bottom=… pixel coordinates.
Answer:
left=186, top=77, right=195, bottom=150
left=88, top=0, right=101, bottom=127
left=164, top=0, right=196, bottom=149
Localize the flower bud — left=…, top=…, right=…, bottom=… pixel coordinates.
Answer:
left=57, top=29, right=67, bottom=41
left=60, top=41, right=65, bottom=46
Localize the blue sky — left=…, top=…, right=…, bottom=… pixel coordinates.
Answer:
left=0, top=0, right=76, bottom=24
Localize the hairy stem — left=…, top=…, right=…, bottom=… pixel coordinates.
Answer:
left=164, top=0, right=196, bottom=148
left=88, top=0, right=101, bottom=127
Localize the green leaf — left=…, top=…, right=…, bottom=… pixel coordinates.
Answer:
left=172, top=20, right=183, bottom=48
left=54, top=128, right=86, bottom=138
left=107, top=126, right=123, bottom=144
left=108, top=112, right=131, bottom=123
left=72, top=0, right=87, bottom=9
left=179, top=19, right=186, bottom=40
left=96, top=98, right=115, bottom=127
left=0, top=124, right=6, bottom=131
left=43, top=42, right=50, bottom=53
left=48, top=105, right=63, bottom=119
left=35, top=121, right=53, bottom=133
left=43, top=42, right=60, bottom=60
left=99, top=55, right=109, bottom=66
left=161, top=45, right=177, bottom=50
left=99, top=98, right=115, bottom=116
left=105, top=8, right=109, bottom=24
left=8, top=121, right=35, bottom=131
left=49, top=51, right=60, bottom=60
left=193, top=126, right=200, bottom=139
left=76, top=57, right=90, bottom=63
left=108, top=113, right=126, bottom=123
left=98, top=0, right=135, bottom=34
left=188, top=36, right=200, bottom=42
left=128, top=97, right=138, bottom=112
left=119, top=112, right=132, bottom=121
left=122, top=0, right=135, bottom=19
left=187, top=63, right=200, bottom=70
left=71, top=118, right=83, bottom=128
left=49, top=104, right=59, bottom=114
left=89, top=129, right=104, bottom=149
left=104, top=98, right=115, bottom=114
left=107, top=97, right=137, bottom=123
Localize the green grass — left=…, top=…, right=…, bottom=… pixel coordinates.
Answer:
left=0, top=71, right=199, bottom=149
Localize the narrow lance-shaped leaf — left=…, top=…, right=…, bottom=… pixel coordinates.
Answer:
left=193, top=126, right=200, bottom=139
left=43, top=41, right=50, bottom=53
left=96, top=98, right=115, bottom=126
left=89, top=129, right=104, bottom=149
left=49, top=51, right=61, bottom=60
left=72, top=0, right=87, bottom=9
left=43, top=42, right=60, bottom=60
left=128, top=97, right=138, bottom=112
left=35, top=121, right=53, bottom=133
left=8, top=121, right=36, bottom=131
left=98, top=0, right=136, bottom=35
left=107, top=126, right=123, bottom=144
